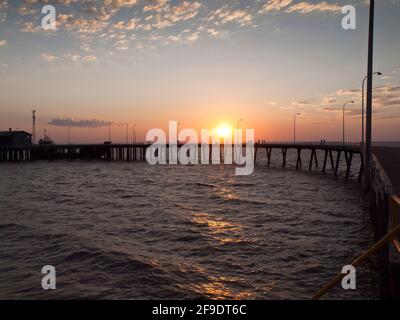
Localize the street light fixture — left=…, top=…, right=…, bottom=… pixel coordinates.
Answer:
left=361, top=71, right=382, bottom=145
left=343, top=101, right=354, bottom=145
left=294, top=113, right=301, bottom=144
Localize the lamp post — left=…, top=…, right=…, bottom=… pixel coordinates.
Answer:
left=294, top=113, right=301, bottom=144
left=366, top=0, right=375, bottom=188
left=108, top=121, right=111, bottom=142
left=361, top=71, right=381, bottom=145
left=132, top=124, right=136, bottom=144
left=343, top=101, right=354, bottom=145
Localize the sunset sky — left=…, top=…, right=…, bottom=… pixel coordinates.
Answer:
left=0, top=0, right=399, bottom=143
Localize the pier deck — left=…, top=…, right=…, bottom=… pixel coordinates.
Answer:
left=373, top=146, right=400, bottom=196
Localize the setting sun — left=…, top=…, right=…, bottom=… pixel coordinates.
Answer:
left=216, top=124, right=233, bottom=139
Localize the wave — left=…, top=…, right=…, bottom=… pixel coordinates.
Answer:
left=230, top=183, right=257, bottom=187
left=194, top=182, right=217, bottom=188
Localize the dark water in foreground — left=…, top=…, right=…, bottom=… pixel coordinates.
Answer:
left=0, top=150, right=380, bottom=299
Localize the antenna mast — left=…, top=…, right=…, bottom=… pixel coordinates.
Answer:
left=32, top=110, right=36, bottom=144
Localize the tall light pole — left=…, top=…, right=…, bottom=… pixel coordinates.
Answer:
left=108, top=121, right=111, bottom=142
left=126, top=124, right=129, bottom=144
left=362, top=71, right=381, bottom=145
left=294, top=113, right=301, bottom=144
left=68, top=126, right=71, bottom=145
left=366, top=0, right=375, bottom=187
left=132, top=124, right=136, bottom=144
left=32, top=110, right=36, bottom=145
left=343, top=101, right=354, bottom=145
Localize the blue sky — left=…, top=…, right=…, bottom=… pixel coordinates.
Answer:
left=0, top=0, right=399, bottom=142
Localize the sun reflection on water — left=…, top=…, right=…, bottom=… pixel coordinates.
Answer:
left=191, top=212, right=244, bottom=245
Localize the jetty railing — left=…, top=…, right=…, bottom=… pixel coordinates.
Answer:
left=312, top=218, right=400, bottom=300
left=312, top=194, right=400, bottom=300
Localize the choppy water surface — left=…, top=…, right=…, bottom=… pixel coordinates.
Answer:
left=0, top=150, right=380, bottom=299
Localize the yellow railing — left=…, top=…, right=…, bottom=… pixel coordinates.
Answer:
left=312, top=195, right=400, bottom=300
left=390, top=195, right=400, bottom=252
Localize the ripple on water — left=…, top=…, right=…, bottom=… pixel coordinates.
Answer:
left=0, top=160, right=379, bottom=299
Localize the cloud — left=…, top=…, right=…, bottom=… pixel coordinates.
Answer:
left=0, top=39, right=6, bottom=46
left=0, top=0, right=7, bottom=11
left=286, top=1, right=342, bottom=14
left=208, top=6, right=253, bottom=26
left=144, top=0, right=169, bottom=13
left=65, top=54, right=97, bottom=62
left=104, top=0, right=138, bottom=9
left=42, top=53, right=59, bottom=62
left=373, top=84, right=400, bottom=108
left=18, top=5, right=38, bottom=16
left=320, top=84, right=400, bottom=117
left=259, top=0, right=293, bottom=13
left=82, top=55, right=97, bottom=62
left=7, top=0, right=350, bottom=57
left=259, top=0, right=342, bottom=15
left=43, top=52, right=96, bottom=63
left=291, top=101, right=312, bottom=107
left=113, top=18, right=140, bottom=30
left=141, top=1, right=202, bottom=30
left=0, top=0, right=8, bottom=22
left=49, top=118, right=111, bottom=128
left=21, top=22, right=42, bottom=33
left=64, top=17, right=109, bottom=33
left=207, top=28, right=219, bottom=36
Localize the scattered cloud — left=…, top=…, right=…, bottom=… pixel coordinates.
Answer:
left=285, top=1, right=342, bottom=14
left=320, top=85, right=400, bottom=116
left=208, top=6, right=253, bottom=26
left=64, top=17, right=110, bottom=33
left=65, top=53, right=98, bottom=62
left=42, top=52, right=97, bottom=63
left=0, top=0, right=7, bottom=11
left=260, top=0, right=293, bottom=13
left=0, top=0, right=392, bottom=60
left=0, top=39, right=6, bottom=46
left=139, top=1, right=202, bottom=30
left=113, top=18, right=140, bottom=30
left=0, top=0, right=8, bottom=22
left=104, top=0, right=138, bottom=9
left=42, top=53, right=59, bottom=62
left=144, top=0, right=169, bottom=13
left=18, top=5, right=38, bottom=16
left=259, top=0, right=342, bottom=14
left=21, top=22, right=42, bottom=33
left=49, top=118, right=111, bottom=128
left=291, top=101, right=312, bottom=107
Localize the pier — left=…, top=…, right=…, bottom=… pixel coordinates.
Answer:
left=0, top=142, right=362, bottom=178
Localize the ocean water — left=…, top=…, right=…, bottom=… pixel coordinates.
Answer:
left=0, top=149, right=380, bottom=299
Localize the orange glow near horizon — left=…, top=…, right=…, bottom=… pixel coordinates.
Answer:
left=216, top=124, right=233, bottom=139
